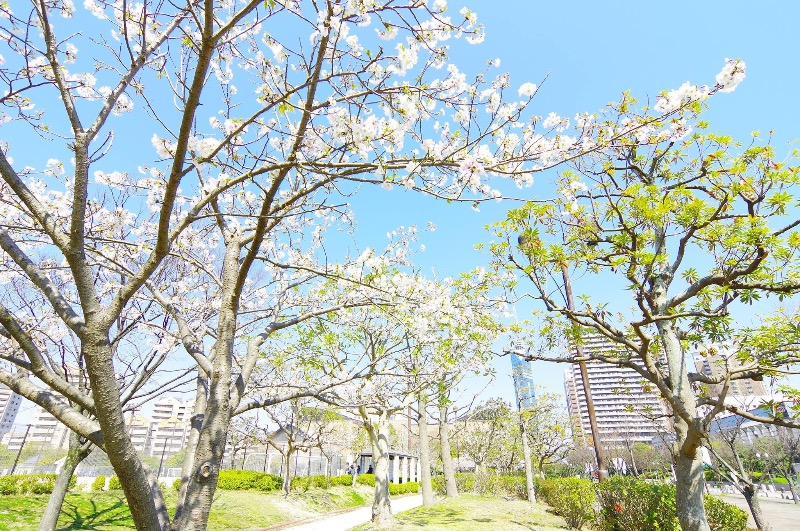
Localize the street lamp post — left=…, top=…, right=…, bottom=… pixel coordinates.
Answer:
left=560, top=263, right=609, bottom=481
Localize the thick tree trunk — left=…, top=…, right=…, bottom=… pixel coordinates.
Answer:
left=438, top=404, right=458, bottom=497
left=674, top=448, right=710, bottom=531
left=84, top=334, right=169, bottom=530
left=39, top=433, right=92, bottom=531
left=170, top=402, right=230, bottom=530
left=520, top=421, right=536, bottom=503
left=657, top=318, right=710, bottom=531
left=367, top=416, right=393, bottom=526
left=174, top=372, right=208, bottom=523
left=743, top=486, right=772, bottom=531
left=171, top=244, right=240, bottom=531
left=417, top=396, right=434, bottom=506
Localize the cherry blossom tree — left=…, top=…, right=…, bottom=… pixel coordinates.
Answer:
left=490, top=61, right=800, bottom=531
left=289, top=270, right=501, bottom=526
left=0, top=0, right=584, bottom=527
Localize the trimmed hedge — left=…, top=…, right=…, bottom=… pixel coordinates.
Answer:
left=431, top=473, right=527, bottom=499
left=539, top=476, right=748, bottom=531
left=330, top=474, right=354, bottom=486
left=0, top=474, right=60, bottom=495
left=389, top=481, right=419, bottom=495
left=705, top=494, right=748, bottom=531
left=537, top=478, right=596, bottom=530
left=356, top=473, right=376, bottom=487
left=291, top=475, right=330, bottom=492
left=91, top=475, right=107, bottom=492
left=108, top=475, right=122, bottom=490
left=217, top=470, right=283, bottom=492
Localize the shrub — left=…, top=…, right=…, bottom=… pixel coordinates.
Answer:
left=311, top=474, right=328, bottom=489
left=291, top=476, right=311, bottom=492
left=173, top=478, right=182, bottom=492
left=591, top=477, right=748, bottom=531
left=28, top=475, right=56, bottom=495
left=217, top=470, right=283, bottom=492
left=705, top=494, right=748, bottom=531
left=0, top=476, right=17, bottom=495
left=108, top=476, right=122, bottom=490
left=253, top=473, right=282, bottom=492
left=68, top=475, right=77, bottom=491
left=595, top=476, right=679, bottom=531
left=389, top=481, right=419, bottom=495
left=331, top=474, right=354, bottom=486
left=91, top=475, right=107, bottom=491
left=537, top=478, right=595, bottom=530
left=356, top=473, right=375, bottom=487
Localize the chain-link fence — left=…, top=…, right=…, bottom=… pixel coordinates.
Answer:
left=2, top=425, right=348, bottom=481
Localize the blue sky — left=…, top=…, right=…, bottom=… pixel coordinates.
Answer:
left=7, top=0, right=800, bottom=423
left=348, top=0, right=800, bottom=403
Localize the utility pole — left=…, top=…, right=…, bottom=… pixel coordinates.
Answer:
left=10, top=425, right=32, bottom=475
left=561, top=263, right=609, bottom=481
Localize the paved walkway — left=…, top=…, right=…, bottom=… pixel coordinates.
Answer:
left=719, top=493, right=800, bottom=529
left=271, top=495, right=423, bottom=531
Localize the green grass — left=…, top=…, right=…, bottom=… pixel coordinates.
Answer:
left=351, top=494, right=569, bottom=531
left=0, top=485, right=371, bottom=530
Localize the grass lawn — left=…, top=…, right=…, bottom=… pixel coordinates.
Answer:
left=0, top=485, right=371, bottom=530
left=352, top=494, right=569, bottom=531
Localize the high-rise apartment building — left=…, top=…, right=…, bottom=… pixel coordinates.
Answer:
left=564, top=334, right=668, bottom=446
left=0, top=383, right=22, bottom=439
left=692, top=343, right=768, bottom=398
left=508, top=344, right=536, bottom=410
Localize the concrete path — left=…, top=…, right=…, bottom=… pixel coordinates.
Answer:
left=273, top=495, right=423, bottom=531
left=719, top=494, right=800, bottom=530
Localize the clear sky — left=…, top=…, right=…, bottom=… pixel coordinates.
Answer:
left=346, top=0, right=800, bottom=405
left=7, top=0, right=800, bottom=424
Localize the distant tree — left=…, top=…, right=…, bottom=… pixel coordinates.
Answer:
left=521, top=391, right=572, bottom=478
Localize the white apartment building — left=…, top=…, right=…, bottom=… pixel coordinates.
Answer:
left=0, top=383, right=22, bottom=439
left=691, top=343, right=768, bottom=398
left=564, top=334, right=669, bottom=447
left=148, top=397, right=194, bottom=457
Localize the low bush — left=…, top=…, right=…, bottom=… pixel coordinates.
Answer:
left=173, top=478, right=182, bottom=492
left=389, top=481, right=419, bottom=495
left=291, top=476, right=311, bottom=492
left=595, top=476, right=679, bottom=531
left=537, top=478, right=595, bottom=530
left=91, top=475, right=107, bottom=492
left=217, top=470, right=283, bottom=492
left=0, top=474, right=59, bottom=495
left=540, top=476, right=749, bottom=531
left=356, top=473, right=375, bottom=487
left=705, top=494, right=748, bottom=531
left=108, top=476, right=122, bottom=490
left=330, top=474, right=354, bottom=486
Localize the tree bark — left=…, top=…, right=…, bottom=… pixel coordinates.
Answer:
left=174, top=372, right=208, bottom=523
left=438, top=404, right=458, bottom=497
left=417, top=396, right=434, bottom=506
left=84, top=334, right=169, bottom=530
left=657, top=318, right=710, bottom=531
left=520, top=418, right=536, bottom=503
left=38, top=433, right=92, bottom=531
left=282, top=448, right=293, bottom=495
left=366, top=413, right=393, bottom=526
left=743, top=486, right=773, bottom=531
left=674, top=447, right=711, bottom=531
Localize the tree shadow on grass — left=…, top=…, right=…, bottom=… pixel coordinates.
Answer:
left=57, top=494, right=132, bottom=530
